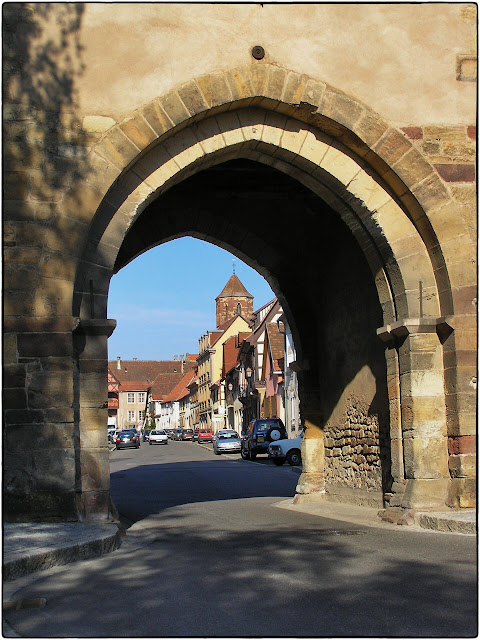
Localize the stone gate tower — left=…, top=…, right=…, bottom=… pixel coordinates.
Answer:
left=215, top=274, right=254, bottom=328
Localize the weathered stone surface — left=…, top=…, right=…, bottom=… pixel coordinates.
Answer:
left=82, top=115, right=116, bottom=133
left=119, top=113, right=158, bottom=150
left=2, top=8, right=477, bottom=521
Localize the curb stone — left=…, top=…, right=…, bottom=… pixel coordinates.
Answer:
left=3, top=523, right=122, bottom=582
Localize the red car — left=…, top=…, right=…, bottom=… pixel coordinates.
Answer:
left=197, top=428, right=214, bottom=443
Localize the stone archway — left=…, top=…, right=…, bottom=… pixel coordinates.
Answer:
left=69, top=65, right=469, bottom=522
left=4, top=64, right=475, bottom=522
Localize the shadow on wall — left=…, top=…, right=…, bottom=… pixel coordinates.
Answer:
left=3, top=3, right=87, bottom=207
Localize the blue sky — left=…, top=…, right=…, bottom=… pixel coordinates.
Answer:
left=107, top=237, right=275, bottom=361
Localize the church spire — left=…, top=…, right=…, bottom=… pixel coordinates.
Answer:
left=215, top=271, right=254, bottom=328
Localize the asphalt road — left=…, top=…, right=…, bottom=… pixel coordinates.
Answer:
left=4, top=440, right=477, bottom=637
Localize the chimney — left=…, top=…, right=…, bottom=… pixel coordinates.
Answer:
left=117, top=357, right=121, bottom=370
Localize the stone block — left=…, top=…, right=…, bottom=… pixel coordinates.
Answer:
left=79, top=376, right=109, bottom=409
left=17, top=333, right=73, bottom=358
left=237, top=108, right=264, bottom=142
left=3, top=171, right=29, bottom=200
left=392, top=147, right=434, bottom=189
left=4, top=290, right=35, bottom=317
left=265, top=66, right=287, bottom=100
left=400, top=394, right=445, bottom=430
left=448, top=435, right=476, bottom=455
left=5, top=422, right=74, bottom=452
left=177, top=80, right=209, bottom=117
left=281, top=119, right=309, bottom=155
left=373, top=128, right=412, bottom=166
left=141, top=100, right=174, bottom=138
left=193, top=117, right=226, bottom=155
left=44, top=215, right=89, bottom=256
left=403, top=434, right=449, bottom=479
left=4, top=264, right=37, bottom=291
left=163, top=128, right=204, bottom=170
left=353, top=110, right=390, bottom=149
left=158, top=91, right=191, bottom=128
left=447, top=478, right=476, bottom=508
left=78, top=448, right=110, bottom=492
left=79, top=489, right=111, bottom=522
left=95, top=127, right=140, bottom=170
left=300, top=79, right=326, bottom=107
left=3, top=489, right=78, bottom=522
left=34, top=277, right=74, bottom=318
left=348, top=170, right=391, bottom=211
left=411, top=173, right=450, bottom=213
left=320, top=89, right=364, bottom=130
left=399, top=370, right=445, bottom=399
left=2, top=388, right=27, bottom=410
left=119, top=113, right=157, bottom=151
left=224, top=67, right=253, bottom=102
left=14, top=221, right=46, bottom=248
left=45, top=407, right=75, bottom=424
left=320, top=145, right=360, bottom=186
left=196, top=73, right=232, bottom=109
left=216, top=111, right=245, bottom=147
left=401, top=478, right=450, bottom=509
left=28, top=171, right=66, bottom=203
left=60, top=182, right=104, bottom=225
left=247, top=63, right=269, bottom=96
left=39, top=253, right=77, bottom=281
left=283, top=71, right=308, bottom=105
left=82, top=115, right=116, bottom=133
left=28, top=372, right=74, bottom=409
left=448, top=453, right=476, bottom=478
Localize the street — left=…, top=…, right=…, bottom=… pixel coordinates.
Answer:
left=4, top=439, right=477, bottom=637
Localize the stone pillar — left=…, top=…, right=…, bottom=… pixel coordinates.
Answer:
left=73, top=318, right=117, bottom=522
left=293, top=381, right=326, bottom=504
left=3, top=325, right=78, bottom=521
left=386, top=318, right=450, bottom=509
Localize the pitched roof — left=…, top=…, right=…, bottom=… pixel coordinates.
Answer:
left=266, top=322, right=285, bottom=372
left=119, top=381, right=151, bottom=392
left=215, top=274, right=253, bottom=300
left=161, top=370, right=196, bottom=403
left=223, top=332, right=252, bottom=377
left=107, top=359, right=197, bottom=401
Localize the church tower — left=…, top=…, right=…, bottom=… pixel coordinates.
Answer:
left=215, top=269, right=254, bottom=329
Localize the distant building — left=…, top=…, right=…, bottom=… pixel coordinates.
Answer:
left=107, top=357, right=196, bottom=430
left=215, top=273, right=254, bottom=328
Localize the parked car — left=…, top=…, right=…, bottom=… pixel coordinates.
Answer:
left=149, top=429, right=168, bottom=445
left=181, top=428, right=194, bottom=441
left=115, top=429, right=141, bottom=450
left=108, top=428, right=118, bottom=444
left=241, top=418, right=287, bottom=460
left=172, top=428, right=183, bottom=441
left=213, top=430, right=242, bottom=455
left=193, top=428, right=200, bottom=441
left=165, top=428, right=175, bottom=439
left=197, top=428, right=214, bottom=443
left=268, top=433, right=303, bottom=466
left=143, top=430, right=151, bottom=442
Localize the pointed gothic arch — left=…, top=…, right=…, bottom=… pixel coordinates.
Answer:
left=63, top=64, right=472, bottom=521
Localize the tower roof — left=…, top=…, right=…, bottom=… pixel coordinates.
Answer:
left=215, top=274, right=253, bottom=300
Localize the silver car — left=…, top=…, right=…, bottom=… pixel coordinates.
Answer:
left=213, top=430, right=242, bottom=455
